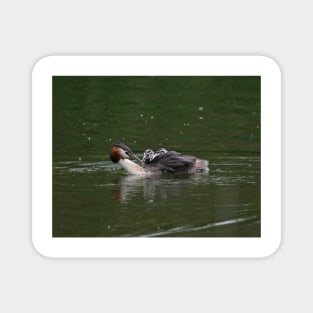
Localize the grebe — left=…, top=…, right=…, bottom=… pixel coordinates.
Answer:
left=110, top=142, right=209, bottom=175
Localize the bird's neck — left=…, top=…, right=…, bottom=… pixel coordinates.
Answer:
left=118, top=159, right=145, bottom=175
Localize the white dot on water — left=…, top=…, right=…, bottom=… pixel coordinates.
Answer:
left=150, top=116, right=154, bottom=119
left=87, top=137, right=91, bottom=140
left=199, top=116, right=204, bottom=120
left=198, top=107, right=203, bottom=111
left=139, top=113, right=144, bottom=117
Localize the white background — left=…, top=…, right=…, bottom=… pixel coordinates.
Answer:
left=32, top=56, right=281, bottom=258
left=0, top=0, right=311, bottom=312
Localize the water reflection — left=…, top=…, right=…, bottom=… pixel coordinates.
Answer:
left=111, top=173, right=209, bottom=203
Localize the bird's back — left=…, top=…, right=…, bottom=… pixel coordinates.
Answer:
left=144, top=151, right=198, bottom=173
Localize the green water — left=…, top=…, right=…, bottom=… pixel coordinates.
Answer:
left=53, top=76, right=260, bottom=237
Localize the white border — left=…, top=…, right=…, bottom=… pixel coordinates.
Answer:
left=32, top=56, right=281, bottom=258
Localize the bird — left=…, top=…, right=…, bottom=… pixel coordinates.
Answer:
left=109, top=142, right=209, bottom=175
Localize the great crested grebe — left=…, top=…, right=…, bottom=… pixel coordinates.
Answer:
left=109, top=142, right=209, bottom=175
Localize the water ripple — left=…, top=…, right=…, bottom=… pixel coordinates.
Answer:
left=54, top=161, right=118, bottom=173
left=142, top=216, right=258, bottom=237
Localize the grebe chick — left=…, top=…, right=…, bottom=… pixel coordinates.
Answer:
left=142, top=148, right=168, bottom=164
left=110, top=142, right=209, bottom=175
left=142, top=149, right=155, bottom=163
left=155, top=148, right=168, bottom=156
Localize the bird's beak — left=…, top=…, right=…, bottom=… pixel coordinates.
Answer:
left=130, top=152, right=142, bottom=163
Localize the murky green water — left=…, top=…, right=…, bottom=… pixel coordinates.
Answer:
left=53, top=76, right=260, bottom=237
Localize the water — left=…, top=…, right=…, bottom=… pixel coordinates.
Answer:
left=53, top=76, right=260, bottom=237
